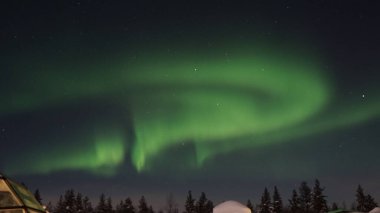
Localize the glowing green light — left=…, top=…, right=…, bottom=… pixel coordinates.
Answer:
left=2, top=39, right=379, bottom=175
left=129, top=53, right=330, bottom=171
left=6, top=129, right=125, bottom=176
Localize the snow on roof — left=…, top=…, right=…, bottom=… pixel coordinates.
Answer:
left=213, top=201, right=251, bottom=213
left=369, top=207, right=380, bottom=213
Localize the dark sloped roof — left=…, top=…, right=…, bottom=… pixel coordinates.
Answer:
left=0, top=175, right=45, bottom=212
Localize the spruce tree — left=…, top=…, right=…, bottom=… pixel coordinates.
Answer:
left=205, top=200, right=213, bottom=213
left=364, top=194, right=378, bottom=212
left=355, top=185, right=366, bottom=212
left=34, top=189, right=42, bottom=205
left=246, top=200, right=254, bottom=213
left=125, top=198, right=135, bottom=213
left=259, top=187, right=271, bottom=213
left=83, top=196, right=94, bottom=213
left=138, top=196, right=149, bottom=213
left=76, top=192, right=84, bottom=212
left=106, top=197, right=113, bottom=213
left=272, top=186, right=283, bottom=213
left=116, top=200, right=125, bottom=213
left=96, top=193, right=108, bottom=213
left=64, top=189, right=76, bottom=213
left=196, top=192, right=208, bottom=213
left=46, top=201, right=54, bottom=213
left=289, top=190, right=300, bottom=213
left=298, top=182, right=311, bottom=212
left=185, top=191, right=195, bottom=213
left=55, top=195, right=65, bottom=213
left=117, top=198, right=135, bottom=213
left=311, top=179, right=327, bottom=213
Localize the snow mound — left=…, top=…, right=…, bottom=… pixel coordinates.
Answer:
left=213, top=201, right=251, bottom=213
left=369, top=207, right=380, bottom=213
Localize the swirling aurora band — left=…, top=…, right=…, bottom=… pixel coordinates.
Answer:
left=2, top=42, right=379, bottom=175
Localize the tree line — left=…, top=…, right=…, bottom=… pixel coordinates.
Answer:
left=34, top=179, right=378, bottom=213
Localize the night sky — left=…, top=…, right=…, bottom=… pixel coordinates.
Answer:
left=1, top=0, right=379, bottom=209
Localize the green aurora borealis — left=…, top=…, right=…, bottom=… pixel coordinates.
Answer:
left=1, top=1, right=380, bottom=205
left=1, top=38, right=379, bottom=175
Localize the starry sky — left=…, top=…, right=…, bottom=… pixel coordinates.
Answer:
left=1, top=0, right=379, bottom=209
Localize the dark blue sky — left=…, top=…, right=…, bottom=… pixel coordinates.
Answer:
left=1, top=0, right=379, bottom=210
